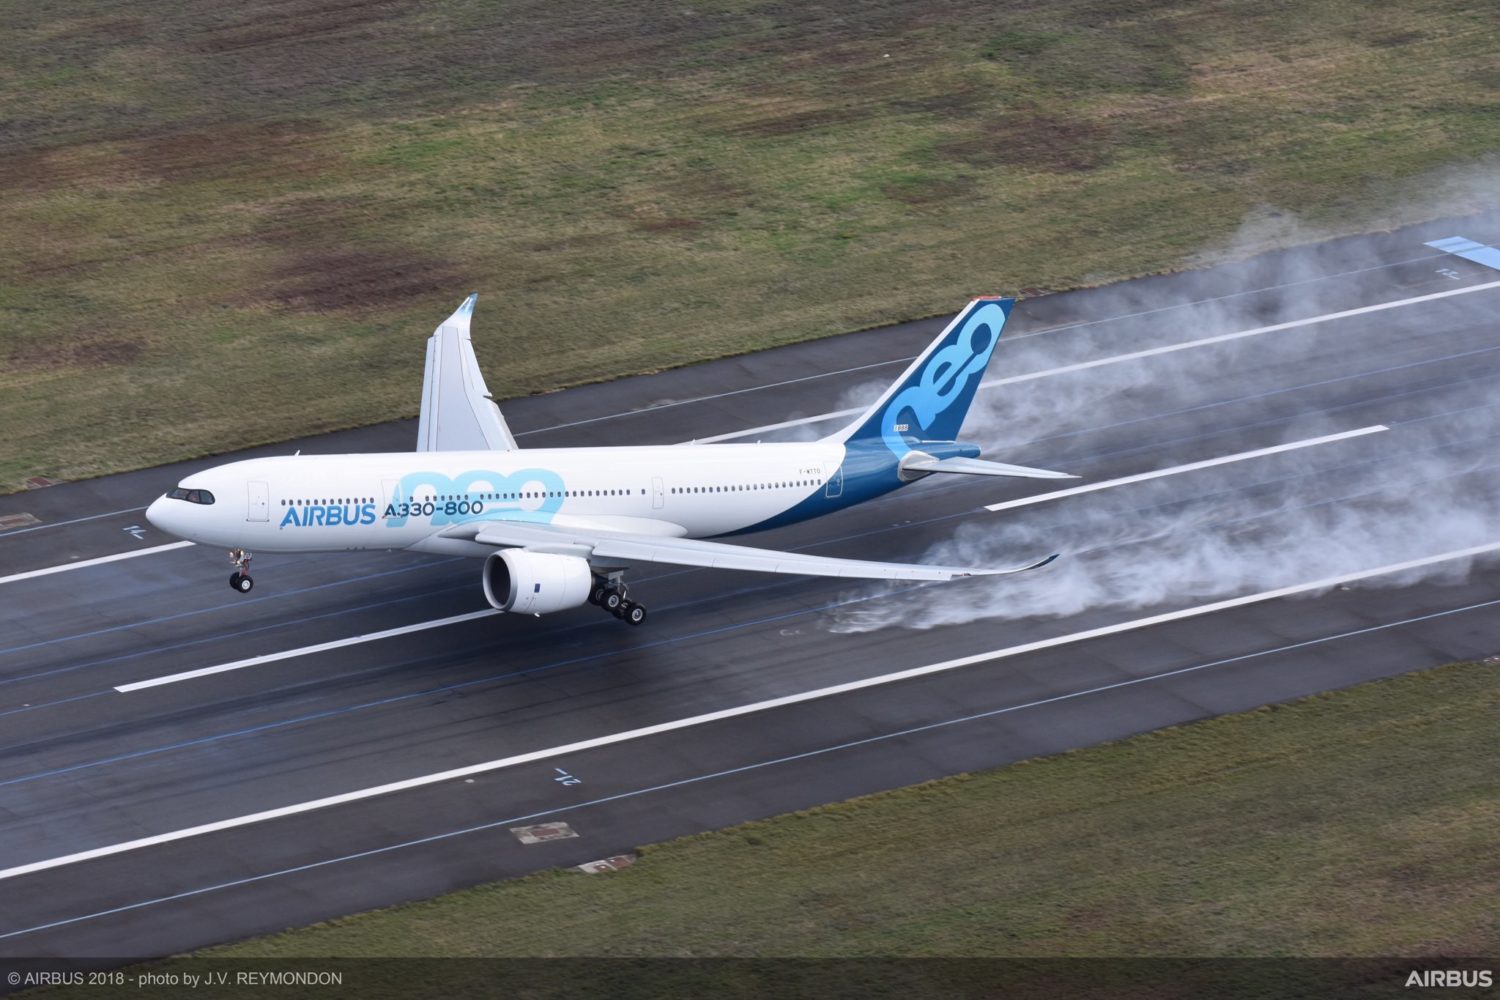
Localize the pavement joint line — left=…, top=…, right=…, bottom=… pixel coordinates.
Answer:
left=983, top=425, right=1389, bottom=512
left=10, top=538, right=1500, bottom=883
left=688, top=277, right=1500, bottom=443
left=0, top=541, right=194, bottom=586
left=114, top=609, right=500, bottom=692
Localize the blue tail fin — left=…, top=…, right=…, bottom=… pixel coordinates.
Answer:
left=832, top=297, right=1013, bottom=458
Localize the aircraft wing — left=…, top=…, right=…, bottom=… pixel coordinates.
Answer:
left=416, top=294, right=519, bottom=452
left=451, top=519, right=1056, bottom=581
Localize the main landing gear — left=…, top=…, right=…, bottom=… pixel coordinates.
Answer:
left=587, top=572, right=647, bottom=626
left=228, top=548, right=254, bottom=593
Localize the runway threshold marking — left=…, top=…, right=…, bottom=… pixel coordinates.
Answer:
left=114, top=609, right=500, bottom=692
left=688, top=277, right=1500, bottom=443
left=11, top=539, right=1499, bottom=883
left=983, top=424, right=1388, bottom=512
left=0, top=541, right=194, bottom=587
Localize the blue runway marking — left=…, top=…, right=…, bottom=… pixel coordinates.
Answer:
left=5, top=591, right=1497, bottom=942
left=1425, top=236, right=1500, bottom=271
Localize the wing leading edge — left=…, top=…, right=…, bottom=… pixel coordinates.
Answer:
left=450, top=519, right=1056, bottom=581
left=416, top=294, right=519, bottom=452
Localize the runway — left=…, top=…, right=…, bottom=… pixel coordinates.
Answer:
left=3, top=215, right=1499, bottom=959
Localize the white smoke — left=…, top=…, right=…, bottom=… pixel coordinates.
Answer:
left=828, top=166, right=1500, bottom=633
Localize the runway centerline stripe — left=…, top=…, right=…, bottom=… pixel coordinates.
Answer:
left=984, top=425, right=1388, bottom=512
left=114, top=609, right=500, bottom=692
left=9, top=539, right=1498, bottom=883
left=0, top=541, right=194, bottom=586
left=688, top=277, right=1500, bottom=443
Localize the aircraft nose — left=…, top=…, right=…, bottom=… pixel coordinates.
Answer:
left=145, top=495, right=178, bottom=536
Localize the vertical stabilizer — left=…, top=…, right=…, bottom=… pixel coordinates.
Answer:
left=830, top=297, right=1012, bottom=458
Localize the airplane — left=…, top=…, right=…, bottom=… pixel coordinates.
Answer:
left=146, top=294, right=1073, bottom=625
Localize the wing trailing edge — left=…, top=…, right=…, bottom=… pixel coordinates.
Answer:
left=450, top=519, right=1056, bottom=582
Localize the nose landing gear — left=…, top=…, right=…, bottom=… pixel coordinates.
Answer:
left=587, top=573, right=647, bottom=626
left=228, top=548, right=254, bottom=593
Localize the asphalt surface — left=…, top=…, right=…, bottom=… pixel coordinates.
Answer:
left=3, top=214, right=1499, bottom=961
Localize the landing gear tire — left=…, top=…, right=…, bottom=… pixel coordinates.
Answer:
left=228, top=548, right=254, bottom=593
left=594, top=573, right=644, bottom=624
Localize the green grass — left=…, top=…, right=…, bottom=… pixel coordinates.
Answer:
left=3, top=0, right=1498, bottom=490
left=181, top=659, right=1497, bottom=961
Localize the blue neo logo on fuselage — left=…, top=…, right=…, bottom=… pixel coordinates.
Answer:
left=382, top=468, right=567, bottom=528
left=879, top=300, right=1004, bottom=458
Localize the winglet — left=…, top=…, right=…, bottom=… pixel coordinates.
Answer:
left=416, top=292, right=520, bottom=452
left=967, top=552, right=1059, bottom=577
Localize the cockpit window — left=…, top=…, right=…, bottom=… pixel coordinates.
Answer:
left=167, top=486, right=215, bottom=505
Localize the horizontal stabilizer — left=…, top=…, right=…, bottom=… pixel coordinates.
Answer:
left=901, top=455, right=1077, bottom=480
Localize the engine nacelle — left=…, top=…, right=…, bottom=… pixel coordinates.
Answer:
left=481, top=549, right=593, bottom=615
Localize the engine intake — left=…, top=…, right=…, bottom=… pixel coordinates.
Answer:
left=481, top=549, right=593, bottom=615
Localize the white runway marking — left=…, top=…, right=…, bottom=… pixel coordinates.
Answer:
left=115, top=609, right=500, bottom=692
left=9, top=539, right=1495, bottom=882
left=0, top=542, right=194, bottom=587
left=523, top=250, right=1447, bottom=440
left=688, top=278, right=1500, bottom=443
left=983, top=425, right=1388, bottom=512
left=0, top=504, right=148, bottom=539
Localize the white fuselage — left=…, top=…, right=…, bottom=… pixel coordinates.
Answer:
left=147, top=442, right=855, bottom=557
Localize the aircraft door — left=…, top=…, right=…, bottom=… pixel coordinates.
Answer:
left=247, top=481, right=269, bottom=522
left=651, top=476, right=665, bottom=509
left=824, top=463, right=844, bottom=499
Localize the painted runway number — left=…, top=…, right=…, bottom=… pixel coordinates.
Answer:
left=553, top=767, right=582, bottom=786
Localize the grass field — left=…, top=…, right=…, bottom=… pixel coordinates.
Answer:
left=175, top=658, right=1497, bottom=965
left=3, top=0, right=1498, bottom=491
